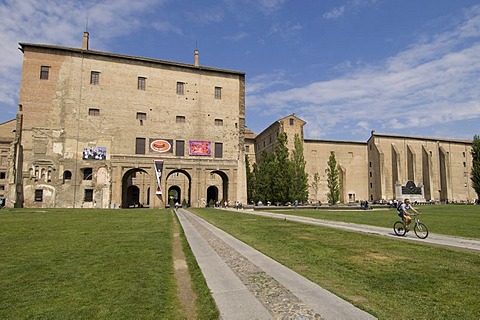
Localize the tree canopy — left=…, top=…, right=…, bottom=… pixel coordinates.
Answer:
left=471, top=135, right=480, bottom=200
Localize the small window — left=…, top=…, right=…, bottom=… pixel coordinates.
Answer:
left=138, top=77, right=146, bottom=90
left=176, top=82, right=185, bottom=95
left=89, top=108, right=100, bottom=116
left=40, top=66, right=50, bottom=80
left=63, top=170, right=72, bottom=181
left=90, top=71, right=100, bottom=85
left=83, top=168, right=93, bottom=180
left=289, top=118, right=294, bottom=125
left=35, top=189, right=43, bottom=202
left=214, top=142, right=223, bottom=158
left=136, top=112, right=147, bottom=120
left=136, top=138, right=146, bottom=154
left=214, top=119, right=223, bottom=126
left=245, top=145, right=250, bottom=153
left=215, top=87, right=222, bottom=99
left=176, top=140, right=185, bottom=157
left=84, top=189, right=94, bottom=202
left=176, top=116, right=185, bottom=123
left=0, top=172, right=5, bottom=179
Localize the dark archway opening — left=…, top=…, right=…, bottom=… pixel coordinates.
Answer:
left=206, top=186, right=219, bottom=206
left=122, top=168, right=149, bottom=208
left=168, top=185, right=181, bottom=207
left=166, top=169, right=192, bottom=207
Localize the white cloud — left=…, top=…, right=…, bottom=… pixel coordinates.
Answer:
left=323, top=0, right=380, bottom=20
left=323, top=6, right=345, bottom=20
left=248, top=5, right=480, bottom=139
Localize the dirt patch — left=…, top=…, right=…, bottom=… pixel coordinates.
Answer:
left=172, top=213, right=197, bottom=319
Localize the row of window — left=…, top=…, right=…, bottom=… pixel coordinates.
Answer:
left=35, top=189, right=93, bottom=202
left=40, top=66, right=222, bottom=98
left=87, top=109, right=225, bottom=126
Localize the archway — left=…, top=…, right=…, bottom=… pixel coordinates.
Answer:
left=166, top=169, right=192, bottom=207
left=168, top=185, right=181, bottom=207
left=210, top=170, right=229, bottom=203
left=122, top=168, right=150, bottom=208
left=207, top=186, right=219, bottom=206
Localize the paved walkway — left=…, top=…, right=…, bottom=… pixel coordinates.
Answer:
left=176, top=208, right=376, bottom=320
left=239, top=209, right=480, bottom=252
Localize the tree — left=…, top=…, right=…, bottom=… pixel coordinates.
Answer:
left=290, top=134, right=309, bottom=202
left=326, top=151, right=340, bottom=205
left=471, top=135, right=480, bottom=200
left=270, top=132, right=292, bottom=204
left=254, top=151, right=275, bottom=203
left=311, top=172, right=321, bottom=203
left=245, top=155, right=256, bottom=204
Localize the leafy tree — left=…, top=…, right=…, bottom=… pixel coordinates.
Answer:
left=311, top=172, right=321, bottom=202
left=471, top=135, right=480, bottom=200
left=254, top=151, right=275, bottom=203
left=245, top=155, right=256, bottom=203
left=326, top=151, right=340, bottom=205
left=271, top=132, right=292, bottom=204
left=291, top=134, right=309, bottom=202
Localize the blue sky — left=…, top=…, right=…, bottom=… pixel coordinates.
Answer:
left=1, top=0, right=479, bottom=141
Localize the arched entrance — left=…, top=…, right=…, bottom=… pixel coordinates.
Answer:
left=206, top=186, right=219, bottom=206
left=122, top=168, right=150, bottom=208
left=168, top=185, right=181, bottom=207
left=166, top=169, right=192, bottom=207
left=209, top=170, right=229, bottom=204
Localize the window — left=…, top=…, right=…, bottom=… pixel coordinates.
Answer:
left=176, top=116, right=185, bottom=123
left=138, top=77, right=146, bottom=90
left=40, top=66, right=50, bottom=80
left=245, top=145, right=250, bottom=153
left=35, top=189, right=43, bottom=202
left=0, top=172, right=5, bottom=179
left=63, top=171, right=72, bottom=181
left=83, top=168, right=93, bottom=180
left=176, top=82, right=185, bottom=95
left=214, top=119, right=223, bottom=126
left=90, top=71, right=100, bottom=85
left=214, top=142, right=223, bottom=158
left=89, top=108, right=100, bottom=116
left=136, top=138, right=146, bottom=154
left=289, top=118, right=294, bottom=125
left=84, top=189, right=94, bottom=202
left=176, top=140, right=185, bottom=156
left=215, top=86, right=222, bottom=99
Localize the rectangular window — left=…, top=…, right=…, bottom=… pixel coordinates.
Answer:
left=138, top=77, right=146, bottom=90
left=215, top=86, right=222, bottom=99
left=176, top=140, right=185, bottom=156
left=83, top=168, right=93, bottom=180
left=289, top=118, right=294, bottom=125
left=136, top=138, right=146, bottom=154
left=245, top=145, right=250, bottom=153
left=89, top=108, right=100, bottom=116
left=35, top=189, right=43, bottom=202
left=214, top=142, right=223, bottom=158
left=176, top=116, right=185, bottom=123
left=40, top=66, right=50, bottom=80
left=84, top=189, right=94, bottom=202
left=214, top=119, right=223, bottom=126
left=90, top=71, right=100, bottom=85
left=0, top=172, right=5, bottom=179
left=136, top=112, right=147, bottom=120
left=176, top=82, right=184, bottom=95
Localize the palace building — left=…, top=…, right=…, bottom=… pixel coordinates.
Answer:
left=0, top=34, right=474, bottom=208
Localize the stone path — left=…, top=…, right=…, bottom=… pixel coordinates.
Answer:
left=175, top=208, right=376, bottom=320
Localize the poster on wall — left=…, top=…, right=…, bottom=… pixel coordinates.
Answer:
left=83, top=147, right=107, bottom=160
left=153, top=159, right=164, bottom=195
left=149, top=139, right=173, bottom=153
left=189, top=140, right=211, bottom=156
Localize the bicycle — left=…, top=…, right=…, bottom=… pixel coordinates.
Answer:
left=393, top=213, right=429, bottom=239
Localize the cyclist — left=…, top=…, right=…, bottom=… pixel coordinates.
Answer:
left=397, top=198, right=419, bottom=231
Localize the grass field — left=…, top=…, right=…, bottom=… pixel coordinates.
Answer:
left=190, top=207, right=480, bottom=320
left=0, top=208, right=217, bottom=319
left=271, top=204, right=480, bottom=238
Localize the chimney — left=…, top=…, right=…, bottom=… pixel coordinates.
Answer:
left=82, top=32, right=89, bottom=50
left=194, top=49, right=199, bottom=66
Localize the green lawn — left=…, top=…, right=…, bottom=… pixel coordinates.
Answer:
left=269, top=205, right=480, bottom=238
left=0, top=208, right=215, bottom=319
left=190, top=207, right=480, bottom=320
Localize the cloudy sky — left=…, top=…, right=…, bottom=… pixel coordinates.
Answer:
left=1, top=0, right=479, bottom=141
